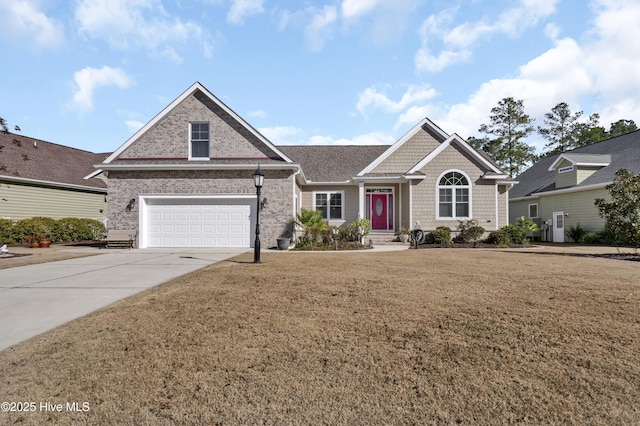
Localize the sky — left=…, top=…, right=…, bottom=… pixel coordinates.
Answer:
left=1, top=0, right=639, bottom=156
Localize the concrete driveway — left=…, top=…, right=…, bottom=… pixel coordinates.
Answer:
left=0, top=248, right=247, bottom=351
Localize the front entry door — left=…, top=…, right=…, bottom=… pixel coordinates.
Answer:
left=366, top=191, right=394, bottom=231
left=553, top=211, right=565, bottom=243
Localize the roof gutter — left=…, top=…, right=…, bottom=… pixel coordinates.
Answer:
left=96, top=163, right=301, bottom=172
left=0, top=175, right=107, bottom=193
left=509, top=181, right=610, bottom=202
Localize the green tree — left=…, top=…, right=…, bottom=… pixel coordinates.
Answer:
left=537, top=102, right=582, bottom=154
left=0, top=116, right=7, bottom=132
left=607, top=119, right=638, bottom=138
left=594, top=169, right=640, bottom=248
left=477, top=97, right=536, bottom=177
left=572, top=113, right=606, bottom=147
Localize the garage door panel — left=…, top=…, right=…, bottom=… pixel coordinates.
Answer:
left=146, top=198, right=252, bottom=248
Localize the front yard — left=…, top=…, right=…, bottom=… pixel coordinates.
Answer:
left=1, top=248, right=639, bottom=425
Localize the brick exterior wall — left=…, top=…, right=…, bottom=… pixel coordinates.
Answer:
left=119, top=91, right=281, bottom=159
left=107, top=169, right=294, bottom=248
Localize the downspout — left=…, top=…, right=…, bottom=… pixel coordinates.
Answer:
left=291, top=166, right=302, bottom=241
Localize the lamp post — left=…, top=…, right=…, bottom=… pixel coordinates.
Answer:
left=253, top=165, right=264, bottom=263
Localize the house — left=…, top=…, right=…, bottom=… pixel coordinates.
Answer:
left=0, top=131, right=108, bottom=221
left=509, top=130, right=640, bottom=242
left=98, top=82, right=514, bottom=249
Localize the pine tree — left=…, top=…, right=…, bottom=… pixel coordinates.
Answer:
left=477, top=97, right=535, bottom=177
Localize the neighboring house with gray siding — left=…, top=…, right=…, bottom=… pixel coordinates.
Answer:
left=98, top=82, right=515, bottom=249
left=0, top=131, right=108, bottom=221
left=509, top=130, right=640, bottom=242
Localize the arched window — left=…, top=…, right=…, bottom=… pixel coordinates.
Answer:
left=438, top=171, right=470, bottom=218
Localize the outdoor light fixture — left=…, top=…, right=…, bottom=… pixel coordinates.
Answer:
left=253, top=165, right=264, bottom=263
left=126, top=198, right=136, bottom=212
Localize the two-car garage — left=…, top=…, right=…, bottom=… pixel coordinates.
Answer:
left=139, top=196, right=255, bottom=248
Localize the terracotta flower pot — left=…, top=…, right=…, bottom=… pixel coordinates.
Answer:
left=39, top=240, right=51, bottom=248
left=31, top=242, right=40, bottom=248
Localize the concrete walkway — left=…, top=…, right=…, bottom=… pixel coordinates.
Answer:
left=0, top=248, right=247, bottom=351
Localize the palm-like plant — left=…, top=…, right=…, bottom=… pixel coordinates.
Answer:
left=293, top=209, right=328, bottom=247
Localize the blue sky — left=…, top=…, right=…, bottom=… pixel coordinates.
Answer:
left=1, top=0, right=639, bottom=155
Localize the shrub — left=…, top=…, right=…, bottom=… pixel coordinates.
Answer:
left=565, top=223, right=587, bottom=243
left=457, top=219, right=485, bottom=243
left=502, top=224, right=527, bottom=245
left=428, top=226, right=451, bottom=245
left=0, top=217, right=105, bottom=244
left=484, top=229, right=511, bottom=247
left=583, top=231, right=599, bottom=244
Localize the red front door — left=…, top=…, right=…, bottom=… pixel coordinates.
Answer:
left=367, top=193, right=393, bottom=231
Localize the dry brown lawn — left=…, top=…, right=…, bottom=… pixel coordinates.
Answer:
left=0, top=244, right=99, bottom=269
left=1, top=248, right=639, bottom=425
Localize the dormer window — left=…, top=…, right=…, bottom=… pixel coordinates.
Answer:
left=190, top=122, right=210, bottom=159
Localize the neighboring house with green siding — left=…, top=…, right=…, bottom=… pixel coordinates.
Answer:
left=0, top=131, right=108, bottom=221
left=509, top=130, right=640, bottom=242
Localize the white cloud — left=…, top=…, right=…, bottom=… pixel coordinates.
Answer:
left=304, top=6, right=337, bottom=52
left=71, top=66, right=133, bottom=111
left=329, top=131, right=395, bottom=145
left=248, top=110, right=267, bottom=119
left=227, top=0, right=264, bottom=24
left=356, top=84, right=438, bottom=116
left=259, top=126, right=393, bottom=146
left=416, top=0, right=560, bottom=73
left=0, top=1, right=64, bottom=49
left=341, top=0, right=415, bottom=20
left=259, top=126, right=305, bottom=145
left=74, top=0, right=217, bottom=61
left=125, top=120, right=145, bottom=133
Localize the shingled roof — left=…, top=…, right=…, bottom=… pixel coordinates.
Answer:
left=510, top=130, right=640, bottom=199
left=278, top=145, right=390, bottom=182
left=0, top=131, right=108, bottom=190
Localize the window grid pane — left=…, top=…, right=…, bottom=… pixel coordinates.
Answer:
left=329, top=193, right=342, bottom=220
left=439, top=188, right=453, bottom=217
left=191, top=123, right=210, bottom=158
left=316, top=193, right=328, bottom=219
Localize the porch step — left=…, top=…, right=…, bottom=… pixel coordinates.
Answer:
left=366, top=232, right=409, bottom=246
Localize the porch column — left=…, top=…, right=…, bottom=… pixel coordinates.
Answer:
left=358, top=182, right=365, bottom=219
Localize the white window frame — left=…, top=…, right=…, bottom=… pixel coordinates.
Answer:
left=313, top=190, right=345, bottom=221
left=189, top=122, right=210, bottom=160
left=436, top=170, right=472, bottom=220
left=528, top=203, right=539, bottom=219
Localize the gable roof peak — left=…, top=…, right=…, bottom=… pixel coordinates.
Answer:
left=102, top=81, right=293, bottom=164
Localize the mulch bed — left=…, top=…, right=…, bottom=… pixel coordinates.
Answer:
left=411, top=242, right=527, bottom=249
left=592, top=253, right=640, bottom=262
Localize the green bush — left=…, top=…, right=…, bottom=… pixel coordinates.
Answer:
left=583, top=231, right=599, bottom=244
left=484, top=229, right=511, bottom=247
left=457, top=219, right=485, bottom=243
left=0, top=217, right=105, bottom=244
left=428, top=226, right=451, bottom=245
left=565, top=223, right=587, bottom=243
left=502, top=224, right=527, bottom=245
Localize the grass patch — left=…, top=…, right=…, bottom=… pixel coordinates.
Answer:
left=1, top=249, right=639, bottom=424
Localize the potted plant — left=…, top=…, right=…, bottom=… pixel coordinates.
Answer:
left=25, top=234, right=40, bottom=248
left=277, top=223, right=295, bottom=250
left=399, top=226, right=410, bottom=243
left=39, top=234, right=51, bottom=248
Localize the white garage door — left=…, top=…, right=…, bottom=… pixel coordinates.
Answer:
left=146, top=198, right=253, bottom=248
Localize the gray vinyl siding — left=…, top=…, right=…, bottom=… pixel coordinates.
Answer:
left=555, top=160, right=576, bottom=188
left=576, top=166, right=601, bottom=184
left=537, top=188, right=609, bottom=232
left=0, top=181, right=107, bottom=220
left=510, top=188, right=610, bottom=236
